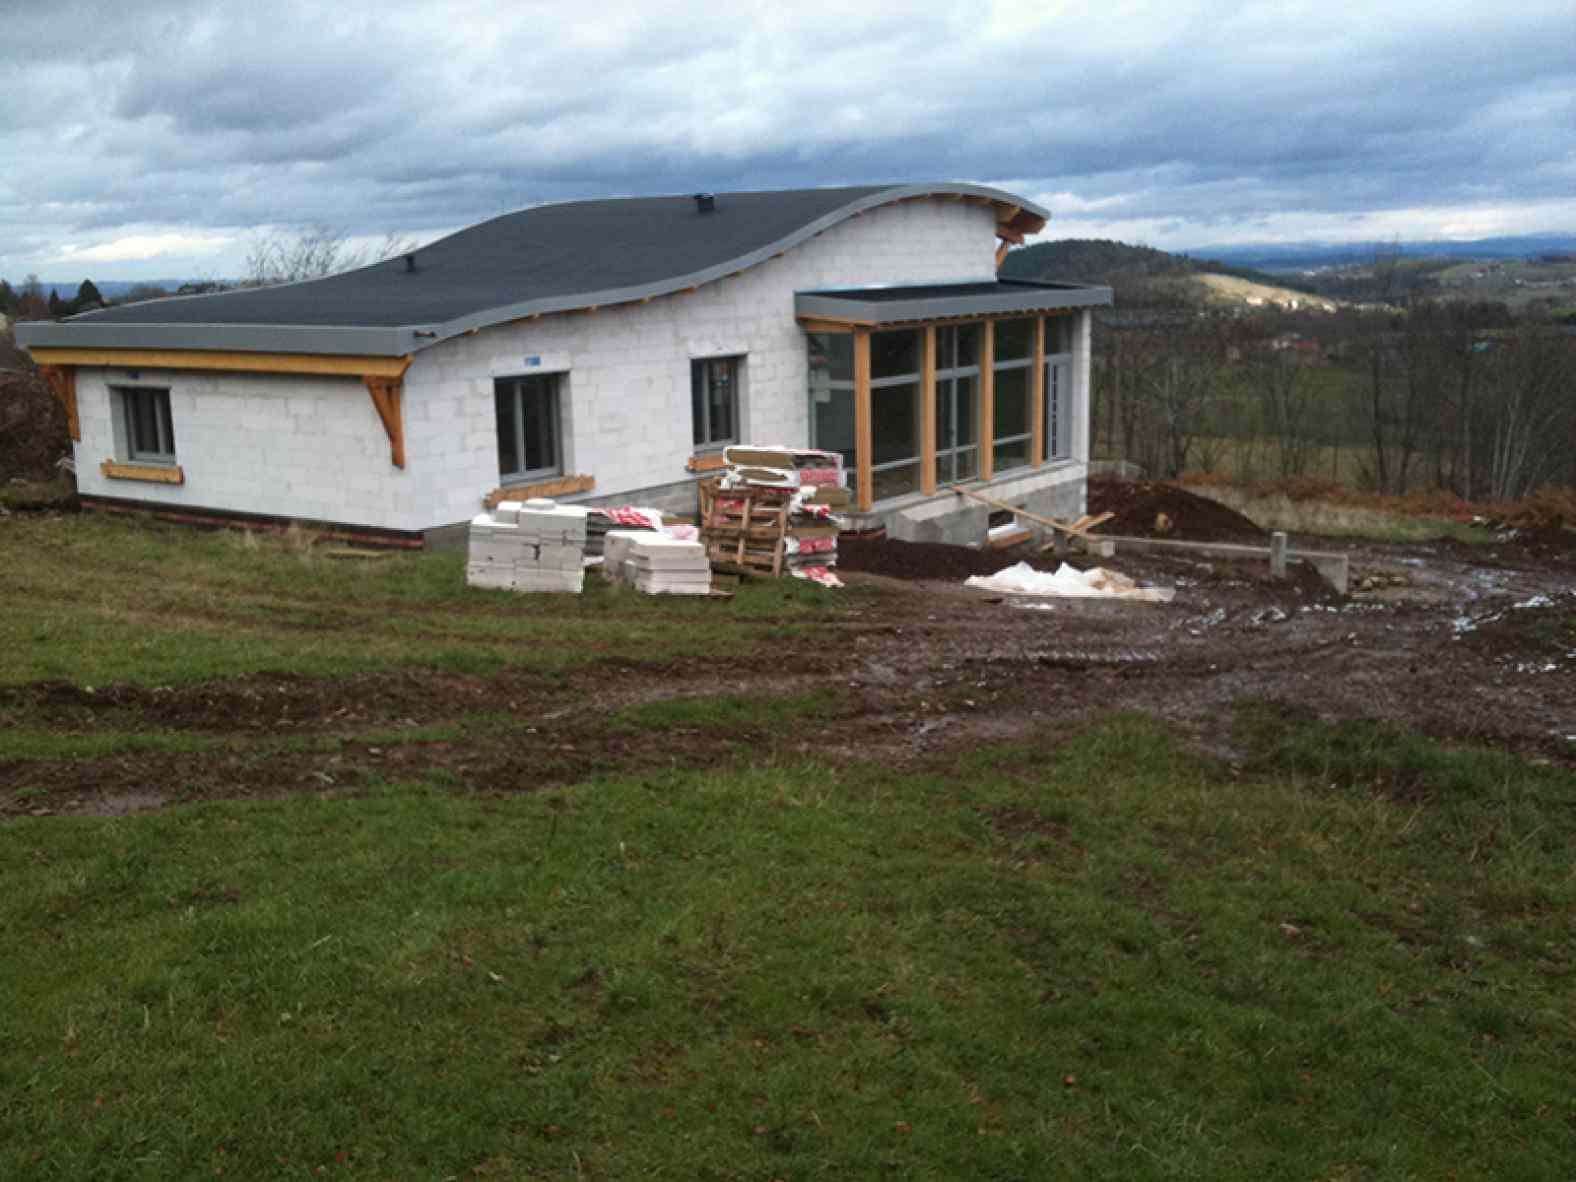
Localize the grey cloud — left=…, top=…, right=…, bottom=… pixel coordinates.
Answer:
left=3, top=1, right=1574, bottom=276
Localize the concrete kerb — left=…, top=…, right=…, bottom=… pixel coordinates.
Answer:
left=1092, top=534, right=1349, bottom=595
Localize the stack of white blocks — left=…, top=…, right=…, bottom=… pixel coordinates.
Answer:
left=601, top=530, right=648, bottom=586
left=625, top=535, right=711, bottom=596
left=466, top=497, right=587, bottom=593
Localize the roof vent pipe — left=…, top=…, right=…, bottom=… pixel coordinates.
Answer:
left=693, top=193, right=716, bottom=214
left=404, top=253, right=417, bottom=272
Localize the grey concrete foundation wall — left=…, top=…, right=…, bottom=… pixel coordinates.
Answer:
left=882, top=464, right=1087, bottom=546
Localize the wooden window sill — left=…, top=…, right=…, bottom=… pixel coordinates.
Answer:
left=101, top=460, right=184, bottom=485
left=685, top=452, right=730, bottom=473
left=482, top=473, right=594, bottom=509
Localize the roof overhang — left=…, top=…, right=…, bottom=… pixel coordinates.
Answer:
left=794, top=279, right=1112, bottom=329
left=14, top=320, right=421, bottom=358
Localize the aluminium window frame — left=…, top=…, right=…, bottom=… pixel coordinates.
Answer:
left=933, top=324, right=981, bottom=486
left=114, top=385, right=177, bottom=465
left=495, top=372, right=564, bottom=486
left=990, top=321, right=1035, bottom=473
left=1044, top=316, right=1075, bottom=462
left=867, top=329, right=923, bottom=495
left=690, top=355, right=742, bottom=451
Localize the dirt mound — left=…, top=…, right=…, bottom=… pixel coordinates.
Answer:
left=0, top=369, right=70, bottom=482
left=837, top=536, right=1042, bottom=581
left=1089, top=477, right=1267, bottom=544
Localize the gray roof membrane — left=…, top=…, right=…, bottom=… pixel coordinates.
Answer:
left=795, top=279, right=1112, bottom=325
left=24, top=183, right=1051, bottom=358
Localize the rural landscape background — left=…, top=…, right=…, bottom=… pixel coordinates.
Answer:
left=4, top=2, right=1574, bottom=1178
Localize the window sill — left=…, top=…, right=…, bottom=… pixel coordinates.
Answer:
left=482, top=473, right=593, bottom=509
left=101, top=460, right=184, bottom=485
left=685, top=452, right=730, bottom=473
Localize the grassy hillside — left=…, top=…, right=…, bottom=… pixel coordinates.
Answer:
left=1002, top=239, right=1322, bottom=306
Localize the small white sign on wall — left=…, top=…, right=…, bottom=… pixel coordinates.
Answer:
left=489, top=352, right=571, bottom=376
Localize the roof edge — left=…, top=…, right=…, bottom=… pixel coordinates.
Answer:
left=16, top=183, right=1050, bottom=358
left=15, top=320, right=417, bottom=358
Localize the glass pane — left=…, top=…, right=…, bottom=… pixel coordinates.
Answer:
left=994, top=366, right=1029, bottom=439
left=955, top=445, right=978, bottom=481
left=520, top=376, right=558, bottom=474
left=871, top=330, right=919, bottom=380
left=993, top=437, right=1031, bottom=473
left=1046, top=315, right=1073, bottom=355
left=1048, top=361, right=1072, bottom=460
left=495, top=384, right=520, bottom=477
left=134, top=392, right=159, bottom=456
left=811, top=385, right=855, bottom=470
left=690, top=361, right=706, bottom=445
left=955, top=374, right=977, bottom=446
left=872, top=381, right=919, bottom=466
left=708, top=359, right=734, bottom=442
left=157, top=394, right=175, bottom=455
left=952, top=323, right=980, bottom=370
left=808, top=332, right=853, bottom=383
left=995, top=317, right=1034, bottom=361
left=872, top=461, right=920, bottom=501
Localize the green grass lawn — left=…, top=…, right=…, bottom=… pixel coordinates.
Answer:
left=2, top=514, right=1573, bottom=1178
left=5, top=711, right=1573, bottom=1179
left=0, top=514, right=842, bottom=687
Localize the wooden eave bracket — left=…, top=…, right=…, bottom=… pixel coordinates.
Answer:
left=38, top=365, right=80, bottom=441
left=363, top=374, right=406, bottom=468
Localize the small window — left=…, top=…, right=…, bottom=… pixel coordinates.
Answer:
left=117, top=387, right=176, bottom=463
left=495, top=374, right=562, bottom=483
left=691, top=356, right=740, bottom=449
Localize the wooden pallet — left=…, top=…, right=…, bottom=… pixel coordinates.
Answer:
left=700, top=479, right=791, bottom=577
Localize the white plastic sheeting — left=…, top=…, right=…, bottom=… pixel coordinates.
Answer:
left=964, top=561, right=1174, bottom=603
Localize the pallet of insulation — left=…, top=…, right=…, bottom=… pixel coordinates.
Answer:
left=466, top=497, right=587, bottom=593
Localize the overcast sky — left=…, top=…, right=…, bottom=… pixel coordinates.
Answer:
left=4, top=0, right=1573, bottom=280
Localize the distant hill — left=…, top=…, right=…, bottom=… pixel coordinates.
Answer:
left=1001, top=239, right=1321, bottom=308
left=1190, top=235, right=1576, bottom=273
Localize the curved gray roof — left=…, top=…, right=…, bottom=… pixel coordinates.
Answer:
left=21, top=183, right=1047, bottom=358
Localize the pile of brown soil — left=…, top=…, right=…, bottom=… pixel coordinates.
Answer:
left=837, top=536, right=1040, bottom=581
left=0, top=370, right=70, bottom=482
left=1089, top=477, right=1267, bottom=544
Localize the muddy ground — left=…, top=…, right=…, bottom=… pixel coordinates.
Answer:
left=3, top=501, right=1573, bottom=818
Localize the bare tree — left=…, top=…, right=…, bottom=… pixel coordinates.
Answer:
left=1253, top=352, right=1316, bottom=478
left=245, top=227, right=418, bottom=287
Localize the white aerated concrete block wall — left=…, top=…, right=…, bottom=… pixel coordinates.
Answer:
left=69, top=368, right=433, bottom=529
left=402, top=198, right=1000, bottom=530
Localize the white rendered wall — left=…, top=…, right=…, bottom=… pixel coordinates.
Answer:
left=71, top=368, right=426, bottom=529
left=401, top=197, right=1001, bottom=530
left=68, top=197, right=1008, bottom=532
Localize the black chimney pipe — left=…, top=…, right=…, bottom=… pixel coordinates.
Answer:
left=693, top=193, right=716, bottom=214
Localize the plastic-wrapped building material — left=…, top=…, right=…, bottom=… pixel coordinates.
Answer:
left=466, top=497, right=587, bottom=593
left=963, top=561, right=1174, bottom=603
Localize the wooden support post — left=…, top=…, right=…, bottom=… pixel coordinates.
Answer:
left=853, top=330, right=873, bottom=513
left=979, top=319, right=995, bottom=482
left=920, top=325, right=937, bottom=496
left=363, top=376, right=406, bottom=469
left=1030, top=316, right=1046, bottom=467
left=994, top=241, right=1010, bottom=270
left=38, top=365, right=80, bottom=442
